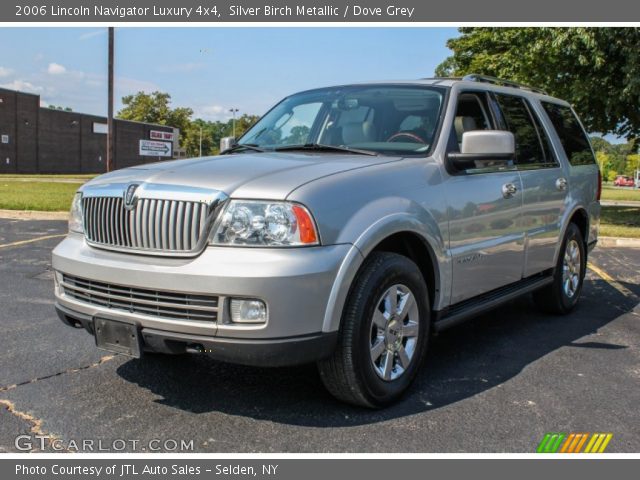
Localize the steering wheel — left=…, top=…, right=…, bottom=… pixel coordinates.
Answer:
left=386, top=131, right=428, bottom=144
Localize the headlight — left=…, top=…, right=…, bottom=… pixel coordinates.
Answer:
left=69, top=192, right=83, bottom=234
left=210, top=200, right=319, bottom=247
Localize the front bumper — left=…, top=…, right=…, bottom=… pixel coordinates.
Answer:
left=53, top=234, right=351, bottom=365
left=56, top=304, right=338, bottom=367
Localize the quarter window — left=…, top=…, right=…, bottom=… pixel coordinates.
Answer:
left=541, top=102, right=596, bottom=166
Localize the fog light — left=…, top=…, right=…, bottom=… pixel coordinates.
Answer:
left=230, top=298, right=267, bottom=324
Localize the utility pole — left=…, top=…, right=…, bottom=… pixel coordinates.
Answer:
left=229, top=108, right=239, bottom=138
left=106, top=27, right=114, bottom=172
left=199, top=125, right=203, bottom=157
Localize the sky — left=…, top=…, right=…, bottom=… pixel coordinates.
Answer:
left=0, top=27, right=458, bottom=121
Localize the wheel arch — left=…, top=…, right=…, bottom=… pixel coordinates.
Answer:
left=321, top=213, right=448, bottom=333
left=554, top=206, right=590, bottom=265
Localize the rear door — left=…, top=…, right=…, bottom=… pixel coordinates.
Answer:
left=491, top=93, right=567, bottom=277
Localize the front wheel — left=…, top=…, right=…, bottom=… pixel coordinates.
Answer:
left=534, top=223, right=586, bottom=314
left=317, top=252, right=430, bottom=408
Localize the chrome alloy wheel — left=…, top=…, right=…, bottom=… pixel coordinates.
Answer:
left=562, top=239, right=581, bottom=298
left=369, top=284, right=420, bottom=381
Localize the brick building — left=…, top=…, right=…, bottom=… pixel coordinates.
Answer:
left=0, top=87, right=178, bottom=174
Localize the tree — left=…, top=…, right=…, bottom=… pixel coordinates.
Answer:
left=436, top=28, right=640, bottom=140
left=229, top=114, right=260, bottom=139
left=116, top=91, right=261, bottom=157
left=48, top=105, right=72, bottom=111
left=282, top=125, right=311, bottom=145
left=182, top=119, right=230, bottom=157
left=590, top=136, right=614, bottom=154
left=117, top=91, right=193, bottom=146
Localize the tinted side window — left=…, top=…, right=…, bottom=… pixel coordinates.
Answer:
left=529, top=106, right=557, bottom=165
left=542, top=102, right=595, bottom=166
left=494, top=94, right=545, bottom=165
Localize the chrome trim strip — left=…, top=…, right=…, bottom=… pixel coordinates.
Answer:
left=82, top=182, right=224, bottom=204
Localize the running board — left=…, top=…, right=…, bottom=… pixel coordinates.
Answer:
left=433, top=272, right=554, bottom=332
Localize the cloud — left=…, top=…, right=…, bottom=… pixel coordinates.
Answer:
left=0, top=79, right=43, bottom=93
left=79, top=29, right=107, bottom=41
left=47, top=63, right=67, bottom=75
left=193, top=104, right=235, bottom=121
left=0, top=60, right=159, bottom=116
left=115, top=76, right=160, bottom=95
left=156, top=62, right=205, bottom=74
left=0, top=67, right=13, bottom=78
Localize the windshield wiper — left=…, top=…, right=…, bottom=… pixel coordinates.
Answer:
left=220, top=143, right=265, bottom=154
left=274, top=143, right=379, bottom=156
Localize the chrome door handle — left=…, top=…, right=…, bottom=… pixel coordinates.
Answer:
left=556, top=177, right=568, bottom=191
left=502, top=183, right=518, bottom=199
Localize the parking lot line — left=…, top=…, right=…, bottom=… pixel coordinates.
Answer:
left=0, top=234, right=66, bottom=250
left=587, top=262, right=636, bottom=298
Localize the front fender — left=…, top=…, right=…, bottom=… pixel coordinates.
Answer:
left=321, top=208, right=450, bottom=333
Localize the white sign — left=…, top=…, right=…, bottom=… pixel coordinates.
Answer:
left=1, top=134, right=8, bottom=144
left=93, top=122, right=108, bottom=134
left=139, top=139, right=172, bottom=157
left=150, top=130, right=174, bottom=142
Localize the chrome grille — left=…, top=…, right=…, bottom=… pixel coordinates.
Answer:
left=82, top=196, right=210, bottom=254
left=61, top=274, right=219, bottom=322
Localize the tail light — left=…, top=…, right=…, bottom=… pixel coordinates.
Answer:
left=596, top=169, right=602, bottom=201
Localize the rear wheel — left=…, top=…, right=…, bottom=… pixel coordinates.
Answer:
left=534, top=223, right=586, bottom=314
left=317, top=252, right=430, bottom=408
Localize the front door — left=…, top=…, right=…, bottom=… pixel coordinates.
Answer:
left=444, top=91, right=525, bottom=305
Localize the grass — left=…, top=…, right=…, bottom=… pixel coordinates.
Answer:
left=599, top=206, right=640, bottom=238
left=0, top=181, right=79, bottom=211
left=601, top=185, right=640, bottom=202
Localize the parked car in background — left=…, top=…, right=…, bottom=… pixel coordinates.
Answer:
left=53, top=75, right=601, bottom=407
left=613, top=175, right=635, bottom=187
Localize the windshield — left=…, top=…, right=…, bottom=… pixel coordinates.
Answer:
left=238, top=85, right=446, bottom=156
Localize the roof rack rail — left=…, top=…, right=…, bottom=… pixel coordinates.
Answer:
left=461, top=74, right=548, bottom=95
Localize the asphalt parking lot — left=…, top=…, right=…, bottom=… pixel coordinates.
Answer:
left=1, top=218, right=639, bottom=453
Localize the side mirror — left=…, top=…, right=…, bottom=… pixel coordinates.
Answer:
left=220, top=136, right=236, bottom=152
left=447, top=130, right=515, bottom=171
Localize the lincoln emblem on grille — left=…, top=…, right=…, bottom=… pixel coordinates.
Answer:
left=123, top=183, right=140, bottom=210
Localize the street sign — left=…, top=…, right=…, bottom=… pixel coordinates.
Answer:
left=1, top=134, right=8, bottom=144
left=150, top=130, right=174, bottom=142
left=139, top=139, right=172, bottom=157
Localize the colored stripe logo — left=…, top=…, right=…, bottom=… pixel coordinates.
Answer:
left=537, top=433, right=613, bottom=453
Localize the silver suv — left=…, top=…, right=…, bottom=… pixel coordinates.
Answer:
left=53, top=75, right=601, bottom=407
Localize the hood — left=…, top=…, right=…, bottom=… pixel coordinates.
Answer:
left=81, top=152, right=400, bottom=200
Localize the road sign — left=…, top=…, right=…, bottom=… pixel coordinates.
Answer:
left=139, top=139, right=172, bottom=157
left=150, top=130, right=174, bottom=142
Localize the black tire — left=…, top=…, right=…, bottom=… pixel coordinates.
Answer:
left=317, top=252, right=430, bottom=408
left=533, top=223, right=586, bottom=314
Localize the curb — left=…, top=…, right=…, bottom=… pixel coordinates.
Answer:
left=601, top=200, right=640, bottom=207
left=597, top=236, right=640, bottom=249
left=0, top=210, right=69, bottom=221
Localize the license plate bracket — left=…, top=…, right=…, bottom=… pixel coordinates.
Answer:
left=94, top=318, right=142, bottom=358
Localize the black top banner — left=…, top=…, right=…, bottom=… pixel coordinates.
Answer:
left=3, top=0, right=640, bottom=22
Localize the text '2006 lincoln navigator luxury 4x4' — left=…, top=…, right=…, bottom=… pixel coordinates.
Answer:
left=53, top=75, right=601, bottom=407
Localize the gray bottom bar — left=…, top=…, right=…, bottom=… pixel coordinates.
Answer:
left=3, top=459, right=638, bottom=480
